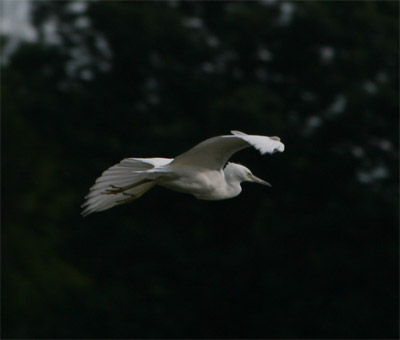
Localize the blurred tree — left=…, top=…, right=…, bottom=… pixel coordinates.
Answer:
left=2, top=0, right=398, bottom=338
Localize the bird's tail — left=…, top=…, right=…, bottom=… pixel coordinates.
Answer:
left=81, top=158, right=158, bottom=216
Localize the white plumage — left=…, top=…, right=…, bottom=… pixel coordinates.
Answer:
left=81, top=130, right=284, bottom=216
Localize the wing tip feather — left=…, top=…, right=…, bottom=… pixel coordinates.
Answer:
left=231, top=131, right=285, bottom=154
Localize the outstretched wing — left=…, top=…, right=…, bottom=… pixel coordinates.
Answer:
left=170, top=130, right=284, bottom=170
left=81, top=157, right=172, bottom=216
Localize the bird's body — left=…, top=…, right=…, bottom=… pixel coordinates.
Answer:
left=82, top=131, right=284, bottom=216
left=157, top=165, right=239, bottom=200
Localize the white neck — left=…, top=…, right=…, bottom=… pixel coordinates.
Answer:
left=223, top=167, right=243, bottom=198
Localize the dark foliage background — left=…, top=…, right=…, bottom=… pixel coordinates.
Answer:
left=2, top=1, right=398, bottom=338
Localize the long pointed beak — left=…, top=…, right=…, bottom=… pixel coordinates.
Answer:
left=250, top=174, right=271, bottom=187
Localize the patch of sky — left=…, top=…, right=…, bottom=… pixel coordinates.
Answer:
left=80, top=69, right=93, bottom=81
left=371, top=138, right=393, bottom=152
left=75, top=16, right=90, bottom=30
left=42, top=18, right=61, bottom=45
left=207, top=35, right=219, bottom=48
left=320, top=46, right=335, bottom=64
left=376, top=72, right=389, bottom=83
left=257, top=48, right=272, bottom=62
left=167, top=0, right=179, bottom=8
left=351, top=146, right=365, bottom=158
left=279, top=2, right=295, bottom=25
left=357, top=165, right=389, bottom=183
left=303, top=116, right=322, bottom=135
left=202, top=62, right=215, bottom=73
left=67, top=1, right=87, bottom=14
left=363, top=81, right=378, bottom=94
left=182, top=17, right=203, bottom=29
left=1, top=0, right=37, bottom=64
left=326, top=95, right=347, bottom=117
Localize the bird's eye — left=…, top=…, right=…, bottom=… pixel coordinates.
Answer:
left=247, top=173, right=252, bottom=178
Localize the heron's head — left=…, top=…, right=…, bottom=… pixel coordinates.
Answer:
left=224, top=162, right=271, bottom=187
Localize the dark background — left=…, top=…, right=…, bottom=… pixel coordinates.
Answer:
left=2, top=1, right=398, bottom=338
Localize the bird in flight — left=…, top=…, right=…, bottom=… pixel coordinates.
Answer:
left=82, top=130, right=284, bottom=216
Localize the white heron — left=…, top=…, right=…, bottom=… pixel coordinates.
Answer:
left=81, top=130, right=284, bottom=216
